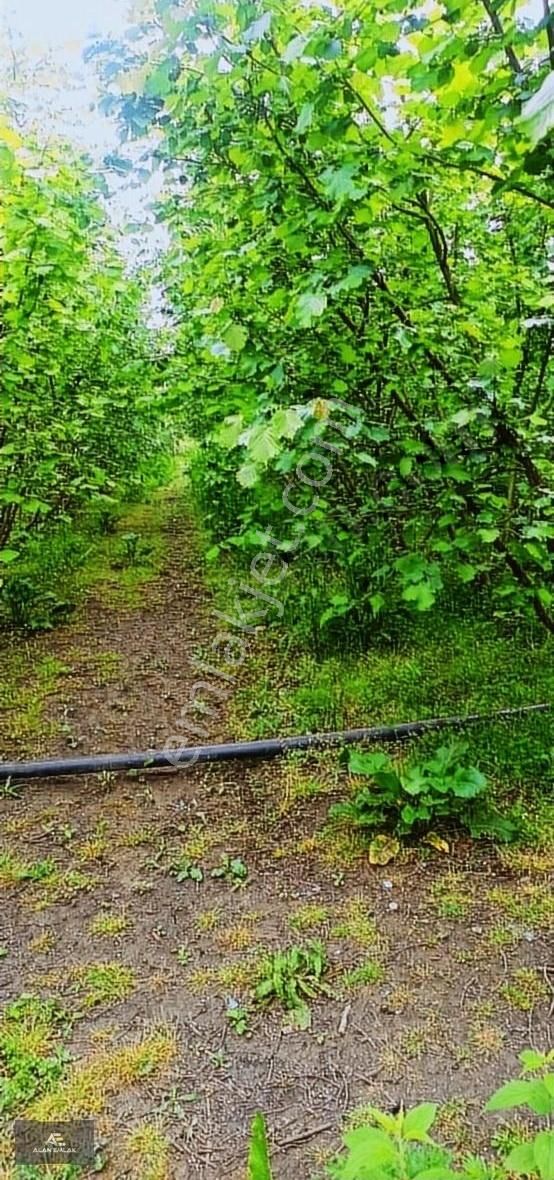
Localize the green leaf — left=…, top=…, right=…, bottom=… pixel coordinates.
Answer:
left=224, top=323, right=248, bottom=352
left=320, top=164, right=367, bottom=202
left=399, top=456, right=413, bottom=477
left=520, top=1050, right=548, bottom=1074
left=368, top=835, right=400, bottom=864
left=216, top=414, right=244, bottom=449
left=486, top=1080, right=553, bottom=1116
left=519, top=72, right=554, bottom=146
left=243, top=12, right=272, bottom=43
left=0, top=549, right=19, bottom=563
left=402, top=1103, right=438, bottom=1141
left=504, top=1142, right=537, bottom=1177
left=349, top=751, right=392, bottom=777
left=237, top=463, right=259, bottom=488
left=294, top=291, right=328, bottom=327
left=247, top=1112, right=273, bottom=1180
left=248, top=424, right=281, bottom=465
left=340, top=1127, right=398, bottom=1179
left=402, top=582, right=436, bottom=611
left=295, top=103, right=314, bottom=134
left=282, top=34, right=308, bottom=64
left=534, top=1131, right=554, bottom=1180
left=271, top=407, right=303, bottom=440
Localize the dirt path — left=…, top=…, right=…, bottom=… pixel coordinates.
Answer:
left=0, top=491, right=552, bottom=1179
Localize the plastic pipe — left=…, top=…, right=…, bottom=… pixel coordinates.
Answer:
left=0, top=703, right=549, bottom=782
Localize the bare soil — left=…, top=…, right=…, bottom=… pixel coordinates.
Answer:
left=0, top=492, right=552, bottom=1179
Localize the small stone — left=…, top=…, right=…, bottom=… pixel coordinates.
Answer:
left=388, top=901, right=399, bottom=912
left=471, top=925, right=483, bottom=935
left=382, top=880, right=394, bottom=891
left=522, top=930, right=536, bottom=942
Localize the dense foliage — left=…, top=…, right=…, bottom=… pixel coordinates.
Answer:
left=0, top=122, right=162, bottom=612
left=103, top=0, right=554, bottom=640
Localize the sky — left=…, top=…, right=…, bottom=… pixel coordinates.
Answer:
left=3, top=0, right=166, bottom=261
left=7, top=0, right=131, bottom=50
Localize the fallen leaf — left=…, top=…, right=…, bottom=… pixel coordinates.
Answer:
left=369, top=835, right=400, bottom=865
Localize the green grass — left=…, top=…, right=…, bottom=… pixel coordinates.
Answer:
left=73, top=962, right=135, bottom=1008
left=231, top=612, right=552, bottom=807
left=0, top=653, right=69, bottom=741
left=341, top=958, right=385, bottom=990
left=0, top=994, right=71, bottom=1115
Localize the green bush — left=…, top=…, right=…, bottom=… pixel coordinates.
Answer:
left=329, top=743, right=517, bottom=843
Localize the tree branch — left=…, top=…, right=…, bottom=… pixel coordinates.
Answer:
left=481, top=0, right=522, bottom=74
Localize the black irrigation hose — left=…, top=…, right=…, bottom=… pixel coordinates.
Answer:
left=0, top=703, right=550, bottom=782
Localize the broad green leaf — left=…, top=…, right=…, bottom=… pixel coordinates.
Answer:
left=294, top=291, right=328, bottom=326
left=224, top=323, right=248, bottom=352
left=271, top=407, right=303, bottom=439
left=243, top=12, right=272, bottom=43
left=349, top=751, right=392, bottom=777
left=237, top=463, right=259, bottom=488
left=340, top=1127, right=398, bottom=1179
left=486, top=1080, right=553, bottom=1116
left=519, top=72, right=554, bottom=145
left=503, top=1143, right=536, bottom=1177
left=402, top=1103, right=438, bottom=1141
left=295, top=103, right=314, bottom=134
left=534, top=1131, right=554, bottom=1180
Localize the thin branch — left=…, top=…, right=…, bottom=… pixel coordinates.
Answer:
left=530, top=324, right=554, bottom=413
left=427, top=153, right=554, bottom=212
left=481, top=0, right=522, bottom=74
left=543, top=0, right=554, bottom=69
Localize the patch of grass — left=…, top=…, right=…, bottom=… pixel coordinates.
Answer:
left=76, top=834, right=109, bottom=863
left=288, top=903, right=329, bottom=933
left=433, top=1098, right=470, bottom=1149
left=501, top=968, right=549, bottom=1011
left=0, top=853, right=57, bottom=890
left=0, top=652, right=68, bottom=741
left=218, top=920, right=258, bottom=951
left=73, top=963, right=135, bottom=1009
left=87, top=649, right=123, bottom=686
left=277, top=753, right=339, bottom=816
left=127, top=1121, right=169, bottom=1180
left=27, top=1028, right=176, bottom=1119
left=89, top=912, right=131, bottom=938
left=491, top=1118, right=535, bottom=1154
left=79, top=498, right=169, bottom=609
left=470, top=1023, right=505, bottom=1057
left=332, top=898, right=379, bottom=947
left=231, top=613, right=553, bottom=812
left=487, top=883, right=554, bottom=931
left=195, top=908, right=221, bottom=933
left=398, top=1023, right=434, bottom=1060
left=120, top=827, right=156, bottom=848
left=28, top=930, right=56, bottom=955
left=430, top=873, right=473, bottom=919
left=381, top=985, right=415, bottom=1012
left=498, top=845, right=554, bottom=874
left=341, top=958, right=385, bottom=990
left=25, top=868, right=97, bottom=911
left=311, top=825, right=367, bottom=870
left=187, top=957, right=264, bottom=995
left=0, top=994, right=71, bottom=1115
left=486, top=925, right=519, bottom=950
